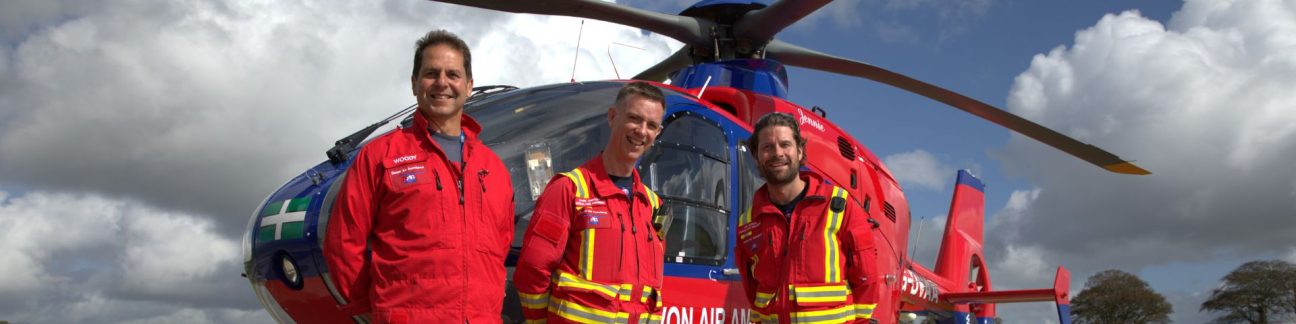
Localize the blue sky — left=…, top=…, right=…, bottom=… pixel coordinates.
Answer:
left=2, top=0, right=1293, bottom=323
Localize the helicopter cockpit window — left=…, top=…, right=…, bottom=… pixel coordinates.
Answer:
left=737, top=143, right=764, bottom=214
left=639, top=112, right=730, bottom=266
left=467, top=82, right=624, bottom=246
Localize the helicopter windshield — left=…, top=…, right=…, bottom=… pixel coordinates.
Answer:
left=638, top=112, right=731, bottom=266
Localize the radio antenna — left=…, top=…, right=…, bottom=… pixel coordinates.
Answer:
left=911, top=214, right=928, bottom=265
left=570, top=20, right=584, bottom=83
left=607, top=42, right=645, bottom=79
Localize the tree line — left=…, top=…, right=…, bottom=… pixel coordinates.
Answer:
left=1070, top=260, right=1296, bottom=324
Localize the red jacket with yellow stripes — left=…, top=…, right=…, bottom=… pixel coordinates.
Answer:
left=513, top=155, right=666, bottom=324
left=735, top=170, right=881, bottom=324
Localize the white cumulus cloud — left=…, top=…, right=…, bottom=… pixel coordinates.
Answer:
left=996, top=0, right=1296, bottom=271
left=989, top=0, right=1296, bottom=322
left=883, top=149, right=957, bottom=191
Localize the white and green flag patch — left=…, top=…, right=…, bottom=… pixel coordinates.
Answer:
left=257, top=196, right=311, bottom=243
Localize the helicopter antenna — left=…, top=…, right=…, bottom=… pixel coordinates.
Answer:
left=607, top=42, right=645, bottom=79
left=910, top=214, right=928, bottom=265
left=571, top=20, right=584, bottom=83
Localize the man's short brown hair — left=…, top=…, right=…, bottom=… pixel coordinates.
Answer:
left=413, top=30, right=472, bottom=79
left=614, top=81, right=666, bottom=110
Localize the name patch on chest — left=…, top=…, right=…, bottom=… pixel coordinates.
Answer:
left=574, top=197, right=607, bottom=208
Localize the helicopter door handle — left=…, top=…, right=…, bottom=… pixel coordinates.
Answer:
left=708, top=268, right=742, bottom=281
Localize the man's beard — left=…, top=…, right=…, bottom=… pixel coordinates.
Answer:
left=759, top=159, right=800, bottom=186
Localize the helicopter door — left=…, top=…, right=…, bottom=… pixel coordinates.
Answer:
left=639, top=110, right=754, bottom=320
left=641, top=113, right=730, bottom=265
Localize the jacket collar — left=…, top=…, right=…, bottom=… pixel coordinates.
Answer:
left=581, top=153, right=651, bottom=202
left=410, top=110, right=483, bottom=141
left=410, top=110, right=484, bottom=158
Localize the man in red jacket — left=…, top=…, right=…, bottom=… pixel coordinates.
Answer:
left=735, top=112, right=881, bottom=323
left=323, top=30, right=514, bottom=323
left=514, top=81, right=668, bottom=323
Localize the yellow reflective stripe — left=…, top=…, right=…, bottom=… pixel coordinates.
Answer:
left=556, top=271, right=618, bottom=300
left=854, top=303, right=877, bottom=319
left=518, top=292, right=550, bottom=310
left=640, top=286, right=653, bottom=303
left=751, top=310, right=779, bottom=324
left=823, top=186, right=847, bottom=283
left=618, top=284, right=634, bottom=302
left=565, top=168, right=596, bottom=279
left=635, top=313, right=663, bottom=324
left=643, top=185, right=660, bottom=210
left=790, top=283, right=850, bottom=303
left=549, top=297, right=631, bottom=324
left=572, top=169, right=589, bottom=199
left=739, top=207, right=752, bottom=226
left=560, top=171, right=586, bottom=199
left=582, top=225, right=595, bottom=280
left=790, top=304, right=855, bottom=324
left=754, top=291, right=775, bottom=308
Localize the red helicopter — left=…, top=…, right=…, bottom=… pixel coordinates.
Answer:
left=241, top=0, right=1148, bottom=323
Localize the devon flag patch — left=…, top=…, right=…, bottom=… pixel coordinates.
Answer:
left=257, top=196, right=311, bottom=244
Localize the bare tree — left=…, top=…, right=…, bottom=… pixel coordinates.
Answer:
left=1071, top=269, right=1172, bottom=324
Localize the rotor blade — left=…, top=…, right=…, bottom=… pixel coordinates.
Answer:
left=632, top=47, right=693, bottom=82
left=429, top=0, right=711, bottom=45
left=765, top=40, right=1149, bottom=175
left=733, top=0, right=833, bottom=42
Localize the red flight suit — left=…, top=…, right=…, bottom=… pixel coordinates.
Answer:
left=513, top=155, right=666, bottom=324
left=736, top=170, right=881, bottom=323
left=323, top=112, right=515, bottom=323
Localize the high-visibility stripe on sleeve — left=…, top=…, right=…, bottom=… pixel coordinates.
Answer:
left=555, top=271, right=619, bottom=300
left=739, top=207, right=752, bottom=226
left=518, top=291, right=550, bottom=310
left=824, top=186, right=847, bottom=283
left=753, top=291, right=775, bottom=308
left=854, top=303, right=877, bottom=320
left=750, top=310, right=778, bottom=324
left=548, top=297, right=631, bottom=324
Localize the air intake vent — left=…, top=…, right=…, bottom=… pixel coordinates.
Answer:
left=883, top=202, right=897, bottom=222
left=837, top=137, right=855, bottom=160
